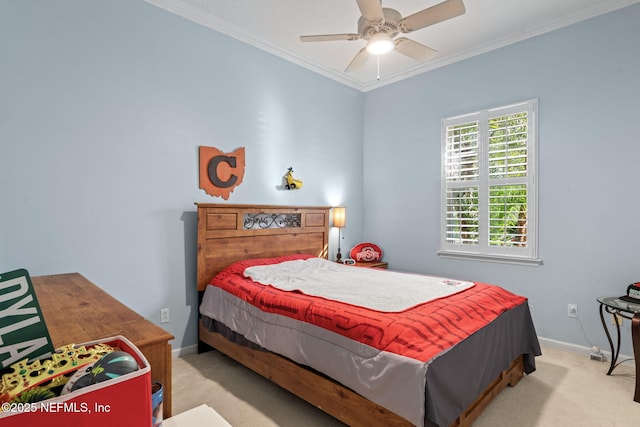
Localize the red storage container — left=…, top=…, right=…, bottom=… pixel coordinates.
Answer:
left=0, top=335, right=152, bottom=427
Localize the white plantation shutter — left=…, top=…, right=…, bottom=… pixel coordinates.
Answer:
left=445, top=187, right=479, bottom=244
left=444, top=120, right=479, bottom=245
left=440, top=100, right=540, bottom=264
left=445, top=121, right=479, bottom=181
left=487, top=112, right=528, bottom=179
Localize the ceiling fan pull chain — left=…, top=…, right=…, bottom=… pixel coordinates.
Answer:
left=377, top=56, right=381, bottom=81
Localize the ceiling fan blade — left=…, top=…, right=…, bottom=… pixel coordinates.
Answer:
left=399, top=0, right=466, bottom=33
left=300, top=33, right=361, bottom=42
left=395, top=38, right=437, bottom=62
left=345, top=47, right=370, bottom=73
left=356, top=0, right=385, bottom=24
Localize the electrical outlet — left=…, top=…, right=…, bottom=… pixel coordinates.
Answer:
left=160, top=308, right=170, bottom=324
left=567, top=304, right=578, bottom=318
left=611, top=313, right=623, bottom=326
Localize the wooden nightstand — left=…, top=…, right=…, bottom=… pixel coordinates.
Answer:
left=352, top=261, right=388, bottom=269
left=32, top=273, right=175, bottom=418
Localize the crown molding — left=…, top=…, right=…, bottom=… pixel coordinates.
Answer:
left=145, top=0, right=639, bottom=92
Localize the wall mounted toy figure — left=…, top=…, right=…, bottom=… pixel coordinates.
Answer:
left=284, top=167, right=303, bottom=190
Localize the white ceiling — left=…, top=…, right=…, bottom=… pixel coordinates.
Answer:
left=145, top=0, right=639, bottom=91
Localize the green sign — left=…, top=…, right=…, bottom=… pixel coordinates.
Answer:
left=0, top=269, right=54, bottom=368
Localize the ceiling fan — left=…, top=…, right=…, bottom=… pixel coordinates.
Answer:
left=299, top=0, right=466, bottom=73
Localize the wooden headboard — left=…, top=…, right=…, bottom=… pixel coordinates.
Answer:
left=195, top=204, right=330, bottom=291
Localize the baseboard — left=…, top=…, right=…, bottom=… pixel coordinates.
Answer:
left=538, top=336, right=634, bottom=367
left=538, top=336, right=592, bottom=354
left=172, top=344, right=198, bottom=358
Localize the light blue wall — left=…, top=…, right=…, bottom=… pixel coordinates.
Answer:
left=2, top=0, right=639, bottom=357
left=0, top=0, right=364, bottom=350
left=363, top=4, right=640, bottom=355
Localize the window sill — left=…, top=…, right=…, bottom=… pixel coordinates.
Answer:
left=437, top=250, right=543, bottom=266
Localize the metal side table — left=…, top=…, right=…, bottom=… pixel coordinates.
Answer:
left=597, top=296, right=640, bottom=403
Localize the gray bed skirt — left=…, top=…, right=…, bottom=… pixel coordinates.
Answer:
left=200, top=300, right=540, bottom=427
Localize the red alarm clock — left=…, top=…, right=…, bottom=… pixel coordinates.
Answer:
left=350, top=243, right=383, bottom=263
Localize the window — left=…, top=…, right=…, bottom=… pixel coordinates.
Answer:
left=439, top=99, right=540, bottom=265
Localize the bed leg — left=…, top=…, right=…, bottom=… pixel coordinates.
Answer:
left=198, top=339, right=213, bottom=354
left=507, top=356, right=525, bottom=387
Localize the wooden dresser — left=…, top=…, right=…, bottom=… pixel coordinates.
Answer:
left=32, top=273, right=174, bottom=418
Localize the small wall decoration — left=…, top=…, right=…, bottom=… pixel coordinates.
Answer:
left=199, top=146, right=245, bottom=200
left=283, top=167, right=303, bottom=190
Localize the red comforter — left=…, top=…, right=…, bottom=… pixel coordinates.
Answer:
left=210, top=254, right=527, bottom=362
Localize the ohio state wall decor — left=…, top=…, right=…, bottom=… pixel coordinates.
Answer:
left=350, top=242, right=383, bottom=263
left=199, top=146, right=245, bottom=200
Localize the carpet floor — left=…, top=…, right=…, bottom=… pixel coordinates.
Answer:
left=171, top=346, right=640, bottom=426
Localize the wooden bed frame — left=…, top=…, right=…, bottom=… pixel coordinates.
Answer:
left=196, top=203, right=525, bottom=427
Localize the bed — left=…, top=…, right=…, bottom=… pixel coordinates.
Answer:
left=196, top=203, right=541, bottom=427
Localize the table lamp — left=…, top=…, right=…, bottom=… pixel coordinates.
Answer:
left=332, top=207, right=346, bottom=263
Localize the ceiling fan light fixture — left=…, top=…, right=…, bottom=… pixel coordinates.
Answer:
left=366, top=33, right=395, bottom=55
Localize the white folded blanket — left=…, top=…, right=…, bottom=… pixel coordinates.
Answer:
left=244, top=258, right=474, bottom=312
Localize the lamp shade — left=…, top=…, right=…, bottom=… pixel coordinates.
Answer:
left=332, top=207, right=346, bottom=228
